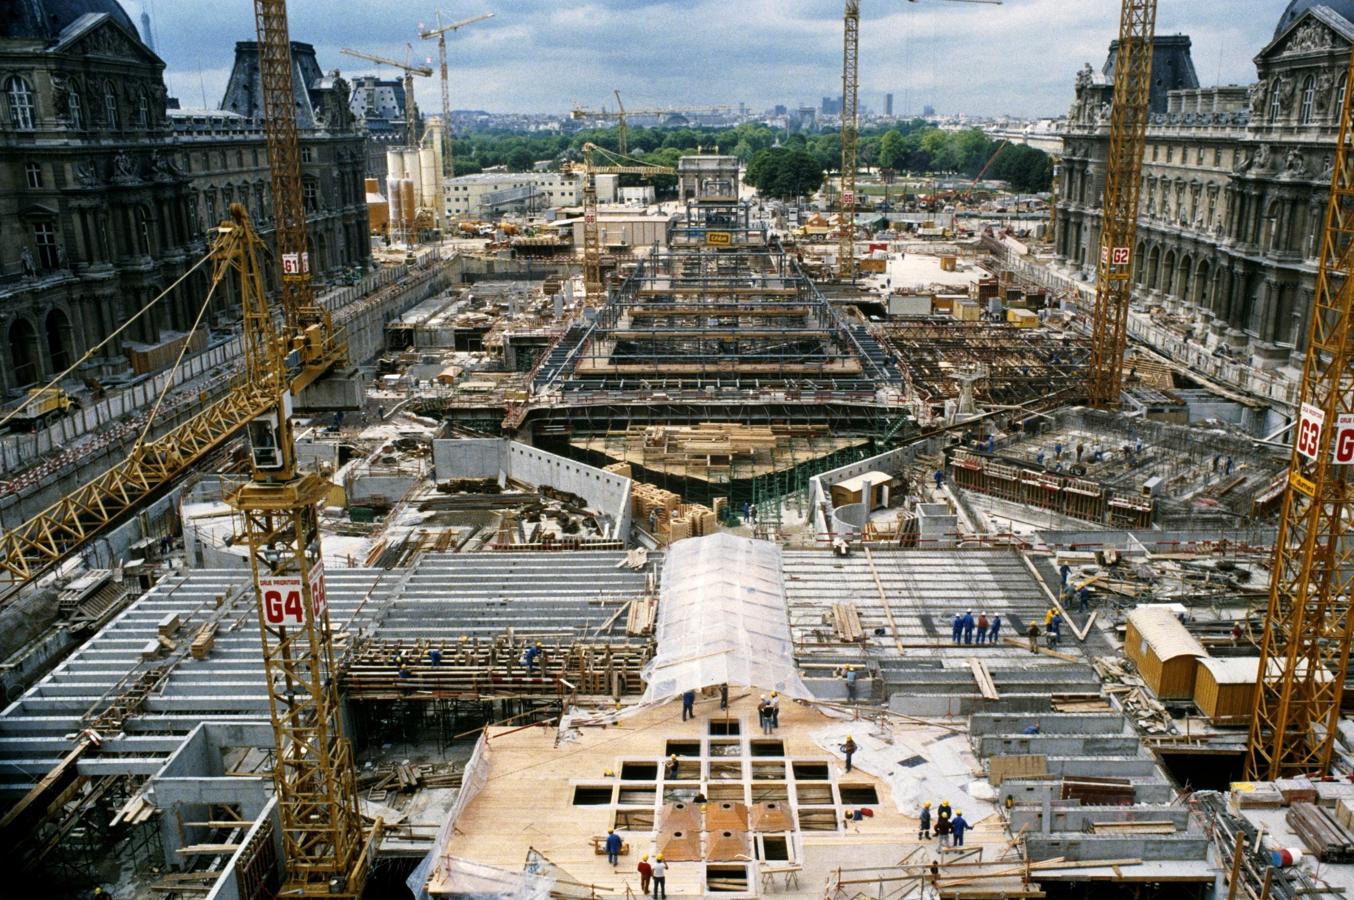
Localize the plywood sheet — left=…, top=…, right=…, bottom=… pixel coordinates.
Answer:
left=659, top=800, right=702, bottom=832
left=706, top=828, right=753, bottom=862
left=751, top=801, right=793, bottom=833
left=658, top=827, right=702, bottom=862
left=706, top=800, right=749, bottom=831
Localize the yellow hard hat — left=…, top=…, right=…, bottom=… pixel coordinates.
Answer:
left=642, top=854, right=649, bottom=861
left=846, top=733, right=853, bottom=740
left=771, top=691, right=778, bottom=697
left=670, top=753, right=677, bottom=759
left=923, top=802, right=931, bottom=808
left=956, top=811, right=963, bottom=816
left=656, top=853, right=664, bottom=861
left=608, top=828, right=614, bottom=834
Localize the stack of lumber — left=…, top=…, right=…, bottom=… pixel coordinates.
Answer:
left=360, top=762, right=463, bottom=802
left=626, top=598, right=658, bottom=636
left=603, top=462, right=632, bottom=478
left=1288, top=801, right=1354, bottom=862
left=190, top=623, right=217, bottom=660
left=1276, top=777, right=1319, bottom=805
left=1230, top=782, right=1285, bottom=809
left=663, top=501, right=718, bottom=544
left=632, top=483, right=681, bottom=525
left=1093, top=656, right=1174, bottom=734
left=110, top=792, right=157, bottom=827
left=831, top=603, right=864, bottom=642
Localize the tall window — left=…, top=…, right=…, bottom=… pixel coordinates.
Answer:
left=6, top=76, right=35, bottom=130
left=24, top=162, right=41, bottom=188
left=1301, top=75, right=1316, bottom=124
left=302, top=146, right=313, bottom=164
left=68, top=88, right=82, bottom=130
left=1338, top=75, right=1349, bottom=118
left=303, top=179, right=318, bottom=213
left=33, top=223, right=58, bottom=269
left=135, top=207, right=151, bottom=255
left=1270, top=87, right=1283, bottom=123
left=103, top=83, right=118, bottom=128
left=136, top=91, right=149, bottom=128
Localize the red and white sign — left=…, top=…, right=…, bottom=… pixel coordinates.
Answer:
left=842, top=191, right=855, bottom=206
left=584, top=212, right=596, bottom=225
left=1297, top=403, right=1326, bottom=461
left=1112, top=246, right=1131, bottom=266
left=1333, top=413, right=1354, bottom=465
left=281, top=251, right=310, bottom=277
left=259, top=564, right=326, bottom=626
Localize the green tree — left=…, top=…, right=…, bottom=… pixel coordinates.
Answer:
left=745, top=148, right=825, bottom=200
left=505, top=146, right=536, bottom=172
left=878, top=129, right=906, bottom=170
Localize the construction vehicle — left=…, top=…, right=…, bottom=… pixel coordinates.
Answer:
left=418, top=10, right=494, bottom=178
left=836, top=0, right=1002, bottom=282
left=1247, top=15, right=1354, bottom=779
left=6, top=386, right=74, bottom=430
left=562, top=142, right=674, bottom=302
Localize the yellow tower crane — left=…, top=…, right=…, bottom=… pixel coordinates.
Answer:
left=836, top=0, right=1001, bottom=283
left=419, top=10, right=494, bottom=178
left=340, top=44, right=433, bottom=152
left=562, top=142, right=674, bottom=302
left=1247, top=42, right=1354, bottom=779
left=1085, top=1, right=1156, bottom=408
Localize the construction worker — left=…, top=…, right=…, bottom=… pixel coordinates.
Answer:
left=934, top=813, right=952, bottom=849
left=989, top=614, right=1002, bottom=643
left=918, top=802, right=932, bottom=840
left=975, top=612, right=989, bottom=645
left=666, top=753, right=679, bottom=780
left=91, top=888, right=108, bottom=900
left=842, top=734, right=858, bottom=773
left=1048, top=613, right=1062, bottom=648
left=962, top=609, right=975, bottom=645
left=652, top=855, right=668, bottom=899
left=950, top=811, right=970, bottom=847
left=1043, top=608, right=1055, bottom=628
left=951, top=612, right=963, bottom=644
left=605, top=828, right=622, bottom=866
left=768, top=691, right=781, bottom=729
left=719, top=682, right=729, bottom=710
left=936, top=800, right=952, bottom=826
left=1059, top=562, right=1071, bottom=585
left=758, top=695, right=773, bottom=734
left=1078, top=586, right=1091, bottom=612
left=681, top=688, right=696, bottom=721
left=637, top=854, right=653, bottom=895
left=1027, top=622, right=1040, bottom=653
left=844, top=665, right=858, bottom=702
left=1023, top=721, right=1041, bottom=735
left=523, top=642, right=542, bottom=671
left=429, top=647, right=442, bottom=666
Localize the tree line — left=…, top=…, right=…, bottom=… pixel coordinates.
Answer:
left=447, top=119, right=1052, bottom=198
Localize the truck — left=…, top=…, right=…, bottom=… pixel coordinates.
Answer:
left=7, top=386, right=75, bottom=430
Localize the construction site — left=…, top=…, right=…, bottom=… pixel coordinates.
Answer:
left=7, top=1, right=1354, bottom=900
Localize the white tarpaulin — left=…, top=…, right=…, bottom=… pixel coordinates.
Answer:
left=640, top=533, right=810, bottom=703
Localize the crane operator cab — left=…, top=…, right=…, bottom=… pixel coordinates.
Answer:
left=247, top=391, right=294, bottom=474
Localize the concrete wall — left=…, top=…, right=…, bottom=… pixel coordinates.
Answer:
left=809, top=442, right=934, bottom=537
left=432, top=438, right=633, bottom=539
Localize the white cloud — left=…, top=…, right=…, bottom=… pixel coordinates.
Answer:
left=127, top=0, right=1284, bottom=117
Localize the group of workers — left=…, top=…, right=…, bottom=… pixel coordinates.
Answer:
left=757, top=692, right=782, bottom=733
left=635, top=853, right=668, bottom=897
left=950, top=610, right=1002, bottom=645
left=917, top=801, right=971, bottom=848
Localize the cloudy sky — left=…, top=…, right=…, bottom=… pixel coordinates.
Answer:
left=127, top=0, right=1287, bottom=118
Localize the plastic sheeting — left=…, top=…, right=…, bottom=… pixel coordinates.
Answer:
left=641, top=533, right=809, bottom=704
left=407, top=734, right=502, bottom=899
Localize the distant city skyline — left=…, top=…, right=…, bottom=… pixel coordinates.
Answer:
left=126, top=0, right=1282, bottom=119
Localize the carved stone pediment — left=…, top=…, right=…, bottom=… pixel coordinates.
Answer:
left=61, top=19, right=160, bottom=66
left=1280, top=20, right=1337, bottom=56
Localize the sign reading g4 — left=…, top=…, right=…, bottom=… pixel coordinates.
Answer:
left=1296, top=403, right=1326, bottom=461
left=259, top=564, right=327, bottom=626
left=1333, top=413, right=1354, bottom=465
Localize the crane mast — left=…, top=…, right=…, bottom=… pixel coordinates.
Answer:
left=1246, top=45, right=1354, bottom=780
left=243, top=3, right=377, bottom=895
left=419, top=11, right=493, bottom=179
left=838, top=1, right=860, bottom=282
left=1085, top=1, right=1156, bottom=408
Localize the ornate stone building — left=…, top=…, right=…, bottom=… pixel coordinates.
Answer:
left=1055, top=1, right=1354, bottom=370
left=0, top=3, right=369, bottom=396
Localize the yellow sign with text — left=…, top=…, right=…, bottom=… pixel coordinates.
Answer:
left=1290, top=471, right=1317, bottom=498
left=706, top=231, right=732, bottom=246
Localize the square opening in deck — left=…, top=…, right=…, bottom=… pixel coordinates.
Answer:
left=795, top=783, right=834, bottom=805
left=621, top=761, right=659, bottom=780
left=792, top=761, right=830, bottom=780
left=838, top=784, right=879, bottom=805
left=709, top=739, right=742, bottom=757
left=797, top=809, right=840, bottom=831
left=760, top=835, right=790, bottom=861
left=751, top=761, right=785, bottom=781
left=706, top=865, right=750, bottom=892
left=572, top=785, right=613, bottom=805
left=707, top=783, right=746, bottom=801
left=666, top=740, right=701, bottom=757
left=617, top=786, right=656, bottom=805
left=750, top=782, right=789, bottom=802
left=750, top=739, right=784, bottom=757
left=709, top=760, right=744, bottom=780
left=709, top=720, right=741, bottom=736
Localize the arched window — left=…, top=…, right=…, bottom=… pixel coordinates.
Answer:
left=1270, top=86, right=1283, bottom=123
left=68, top=86, right=82, bottom=130
left=103, top=82, right=118, bottom=129
left=136, top=91, right=149, bottom=128
left=1301, top=75, right=1316, bottom=124
left=6, top=76, right=35, bottom=130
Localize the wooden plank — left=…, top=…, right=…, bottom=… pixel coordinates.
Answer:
left=863, top=546, right=903, bottom=652
left=969, top=658, right=1000, bottom=701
